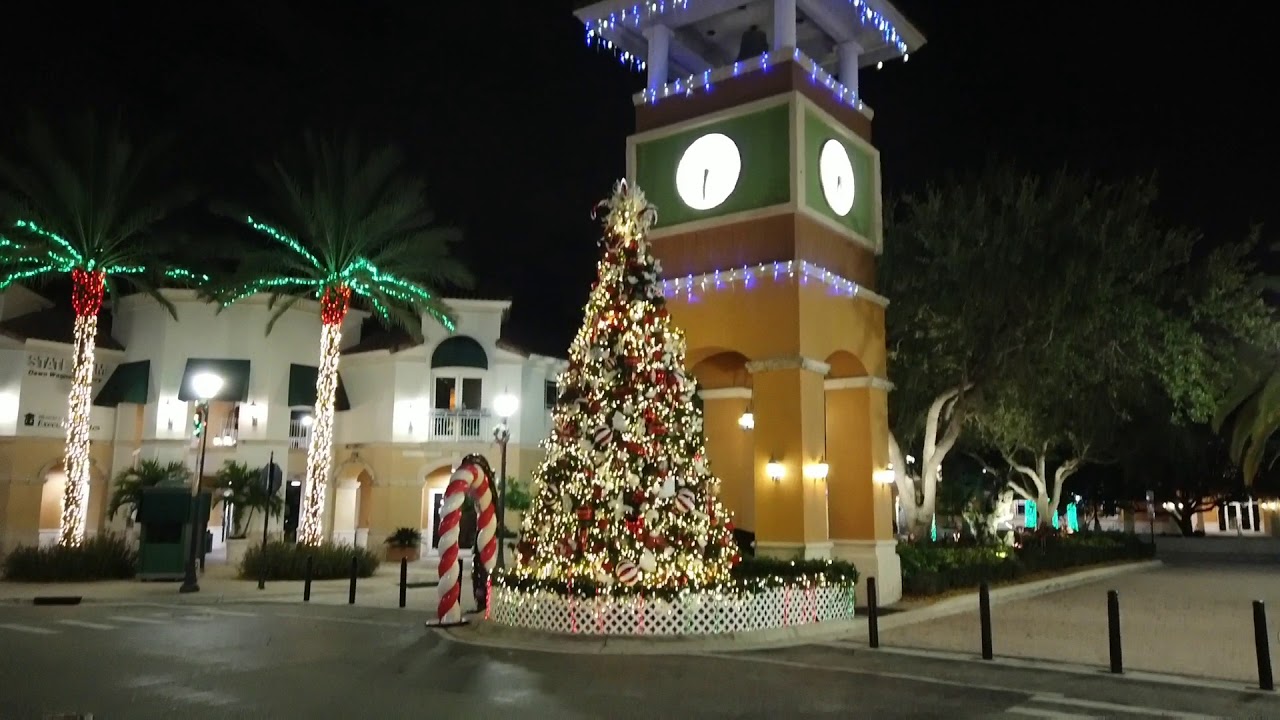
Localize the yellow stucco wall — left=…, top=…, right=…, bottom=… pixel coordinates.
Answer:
left=675, top=279, right=891, bottom=554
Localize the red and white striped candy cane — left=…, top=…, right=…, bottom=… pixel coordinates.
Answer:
left=436, top=460, right=499, bottom=624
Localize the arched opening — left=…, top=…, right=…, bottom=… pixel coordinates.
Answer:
left=823, top=349, right=891, bottom=542
left=332, top=459, right=374, bottom=548
left=421, top=464, right=476, bottom=554
left=689, top=350, right=755, bottom=534
left=356, top=471, right=373, bottom=548
left=39, top=468, right=67, bottom=548
left=431, top=337, right=489, bottom=441
left=430, top=336, right=489, bottom=370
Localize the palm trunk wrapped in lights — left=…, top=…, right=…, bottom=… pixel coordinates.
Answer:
left=60, top=269, right=105, bottom=546
left=298, top=284, right=350, bottom=546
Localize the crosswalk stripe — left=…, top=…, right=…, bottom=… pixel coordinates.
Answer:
left=0, top=622, right=58, bottom=635
left=109, top=615, right=170, bottom=625
left=56, top=619, right=117, bottom=630
left=184, top=607, right=256, bottom=618
left=1008, top=708, right=1099, bottom=719
left=182, top=615, right=216, bottom=621
left=1028, top=694, right=1208, bottom=719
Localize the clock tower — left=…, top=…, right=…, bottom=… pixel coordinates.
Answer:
left=574, top=0, right=924, bottom=604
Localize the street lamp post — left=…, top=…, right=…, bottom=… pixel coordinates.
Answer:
left=492, top=391, right=519, bottom=569
left=180, top=372, right=223, bottom=594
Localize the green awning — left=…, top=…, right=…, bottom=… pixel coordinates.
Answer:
left=288, top=363, right=351, bottom=411
left=431, top=336, right=488, bottom=369
left=94, top=360, right=151, bottom=407
left=178, top=358, right=251, bottom=402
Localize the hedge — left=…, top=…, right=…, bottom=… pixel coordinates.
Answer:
left=899, top=531, right=1154, bottom=597
left=2, top=534, right=138, bottom=582
left=239, top=540, right=380, bottom=581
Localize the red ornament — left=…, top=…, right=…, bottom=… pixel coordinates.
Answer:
left=596, top=517, right=608, bottom=530
left=577, top=507, right=594, bottom=522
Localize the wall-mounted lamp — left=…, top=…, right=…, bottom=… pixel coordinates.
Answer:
left=873, top=464, right=896, bottom=485
left=247, top=401, right=262, bottom=428
left=406, top=401, right=417, bottom=433
left=765, top=458, right=785, bottom=481
left=804, top=458, right=829, bottom=481
left=737, top=404, right=755, bottom=430
left=164, top=399, right=175, bottom=431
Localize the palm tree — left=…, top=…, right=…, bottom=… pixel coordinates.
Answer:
left=0, top=111, right=203, bottom=546
left=213, top=133, right=471, bottom=545
left=107, top=460, right=192, bottom=523
left=215, top=461, right=284, bottom=538
left=1214, top=347, right=1280, bottom=483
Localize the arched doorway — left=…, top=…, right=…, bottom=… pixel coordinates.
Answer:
left=689, top=350, right=754, bottom=532
left=37, top=460, right=108, bottom=547
left=422, top=464, right=475, bottom=554
left=332, top=458, right=375, bottom=548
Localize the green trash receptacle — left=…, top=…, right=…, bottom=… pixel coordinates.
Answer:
left=137, top=487, right=211, bottom=581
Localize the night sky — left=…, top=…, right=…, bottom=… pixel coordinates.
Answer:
left=1, top=1, right=1272, bottom=356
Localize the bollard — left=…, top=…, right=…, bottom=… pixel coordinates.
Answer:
left=348, top=556, right=358, bottom=605
left=1254, top=600, right=1274, bottom=691
left=978, top=581, right=993, bottom=660
left=867, top=577, right=880, bottom=649
left=303, top=555, right=314, bottom=602
left=399, top=558, right=408, bottom=609
left=1107, top=590, right=1123, bottom=674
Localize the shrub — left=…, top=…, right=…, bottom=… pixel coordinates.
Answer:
left=2, top=533, right=138, bottom=582
left=239, top=541, right=380, bottom=580
left=385, top=527, right=422, bottom=548
left=900, top=531, right=1153, bottom=597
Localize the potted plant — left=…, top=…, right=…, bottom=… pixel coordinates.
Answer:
left=107, top=460, right=191, bottom=547
left=385, top=527, right=423, bottom=562
left=216, top=461, right=284, bottom=565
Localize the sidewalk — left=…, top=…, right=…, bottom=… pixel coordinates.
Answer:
left=0, top=560, right=466, bottom=611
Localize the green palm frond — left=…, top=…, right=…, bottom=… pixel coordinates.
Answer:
left=0, top=111, right=199, bottom=314
left=209, top=131, right=472, bottom=337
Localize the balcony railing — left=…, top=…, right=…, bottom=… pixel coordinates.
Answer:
left=288, top=418, right=311, bottom=449
left=430, top=409, right=486, bottom=441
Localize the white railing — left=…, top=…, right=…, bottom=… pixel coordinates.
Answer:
left=288, top=419, right=311, bottom=449
left=430, top=409, right=486, bottom=441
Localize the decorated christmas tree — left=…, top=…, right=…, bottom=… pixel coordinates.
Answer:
left=514, top=181, right=738, bottom=593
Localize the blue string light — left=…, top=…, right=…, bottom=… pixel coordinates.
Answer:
left=659, top=259, right=888, bottom=305
left=582, top=0, right=908, bottom=71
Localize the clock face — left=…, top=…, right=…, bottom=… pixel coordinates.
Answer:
left=674, top=133, right=741, bottom=211
left=819, top=139, right=856, bottom=217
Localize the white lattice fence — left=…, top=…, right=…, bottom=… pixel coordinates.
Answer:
left=490, top=584, right=856, bottom=636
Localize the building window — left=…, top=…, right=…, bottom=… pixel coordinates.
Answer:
left=544, top=380, right=557, bottom=409
left=433, top=376, right=482, bottom=412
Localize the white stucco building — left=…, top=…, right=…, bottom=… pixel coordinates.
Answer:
left=0, top=287, right=565, bottom=558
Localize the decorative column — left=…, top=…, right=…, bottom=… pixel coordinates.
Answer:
left=837, top=40, right=862, bottom=94
left=826, top=376, right=900, bottom=604
left=643, top=25, right=672, bottom=92
left=747, top=356, right=830, bottom=559
left=772, top=0, right=797, bottom=51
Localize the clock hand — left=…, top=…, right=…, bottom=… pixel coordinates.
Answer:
left=702, top=168, right=710, bottom=199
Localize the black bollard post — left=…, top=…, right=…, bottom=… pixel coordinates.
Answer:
left=1107, top=590, right=1123, bottom=674
left=348, top=556, right=358, bottom=605
left=1254, top=600, right=1274, bottom=691
left=303, top=555, right=313, bottom=602
left=399, top=558, right=408, bottom=609
left=979, top=581, right=993, bottom=660
left=867, top=577, right=880, bottom=649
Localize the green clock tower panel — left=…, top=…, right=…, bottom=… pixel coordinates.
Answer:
left=633, top=103, right=791, bottom=229
left=801, top=106, right=880, bottom=246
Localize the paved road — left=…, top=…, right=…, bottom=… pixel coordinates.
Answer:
left=0, top=602, right=1276, bottom=719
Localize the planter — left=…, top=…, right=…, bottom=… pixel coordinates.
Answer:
left=386, top=545, right=421, bottom=563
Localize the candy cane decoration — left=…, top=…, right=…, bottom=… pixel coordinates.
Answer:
left=436, top=456, right=499, bottom=624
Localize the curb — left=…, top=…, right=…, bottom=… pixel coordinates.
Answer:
left=864, top=560, right=1163, bottom=635
left=434, top=560, right=1161, bottom=655
left=841, top=643, right=1276, bottom=695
